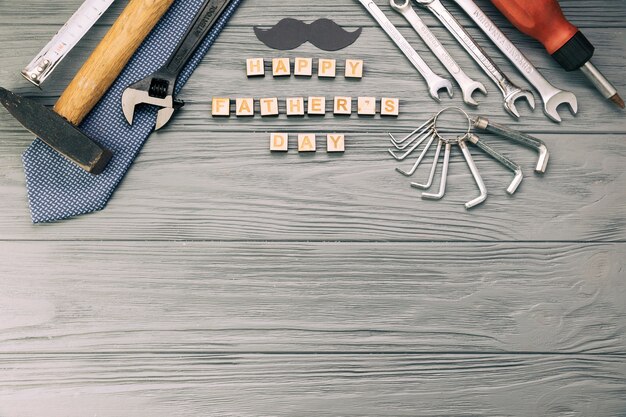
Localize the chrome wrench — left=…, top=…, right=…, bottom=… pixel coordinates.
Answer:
left=358, top=0, right=453, bottom=101
left=451, top=0, right=577, bottom=123
left=413, top=0, right=535, bottom=118
left=389, top=0, right=486, bottom=106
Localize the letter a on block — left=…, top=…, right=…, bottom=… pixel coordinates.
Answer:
left=211, top=98, right=230, bottom=117
left=298, top=134, right=316, bottom=152
left=272, top=58, right=291, bottom=77
left=327, top=134, right=345, bottom=153
left=318, top=59, right=336, bottom=78
left=345, top=59, right=364, bottom=78
left=294, top=58, right=313, bottom=77
left=236, top=98, right=254, bottom=117
left=270, top=133, right=289, bottom=152
left=381, top=98, right=400, bottom=116
left=246, top=58, right=265, bottom=77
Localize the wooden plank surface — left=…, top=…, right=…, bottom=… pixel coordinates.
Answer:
left=0, top=0, right=625, bottom=415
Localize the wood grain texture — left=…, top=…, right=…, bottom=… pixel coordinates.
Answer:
left=0, top=132, right=624, bottom=241
left=0, top=353, right=625, bottom=417
left=0, top=242, right=624, bottom=354
left=0, top=0, right=625, bottom=415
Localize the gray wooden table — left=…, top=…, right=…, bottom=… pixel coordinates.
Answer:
left=1, top=0, right=625, bottom=415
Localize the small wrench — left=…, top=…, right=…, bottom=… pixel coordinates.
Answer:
left=122, top=0, right=233, bottom=130
left=413, top=0, right=535, bottom=118
left=358, top=0, right=453, bottom=101
left=451, top=0, right=577, bottom=123
left=389, top=0, right=486, bottom=106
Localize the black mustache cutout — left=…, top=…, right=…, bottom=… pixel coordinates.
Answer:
left=254, top=18, right=362, bottom=51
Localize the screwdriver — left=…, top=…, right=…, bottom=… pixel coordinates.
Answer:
left=489, top=0, right=624, bottom=109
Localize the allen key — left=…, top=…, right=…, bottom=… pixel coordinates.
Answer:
left=459, top=139, right=488, bottom=209
left=389, top=131, right=435, bottom=160
left=411, top=139, right=443, bottom=190
left=390, top=122, right=434, bottom=150
left=388, top=107, right=548, bottom=209
left=467, top=133, right=523, bottom=195
left=472, top=116, right=549, bottom=174
left=396, top=132, right=437, bottom=176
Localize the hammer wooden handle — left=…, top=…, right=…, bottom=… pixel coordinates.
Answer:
left=54, top=0, right=175, bottom=125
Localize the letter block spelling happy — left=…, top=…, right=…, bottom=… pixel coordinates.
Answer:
left=246, top=58, right=265, bottom=77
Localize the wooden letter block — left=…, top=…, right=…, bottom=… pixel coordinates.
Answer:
left=294, top=57, right=313, bottom=77
left=345, top=59, right=364, bottom=78
left=327, top=134, right=345, bottom=153
left=260, top=97, right=279, bottom=116
left=318, top=58, right=336, bottom=78
left=381, top=98, right=400, bottom=116
left=272, top=58, right=291, bottom=77
left=357, top=97, right=376, bottom=116
left=298, top=134, right=316, bottom=152
left=235, top=98, right=254, bottom=117
left=307, top=97, right=326, bottom=115
left=211, top=98, right=230, bottom=117
left=270, top=133, right=289, bottom=152
left=286, top=97, right=305, bottom=116
left=333, top=96, right=352, bottom=115
left=246, top=58, right=265, bottom=77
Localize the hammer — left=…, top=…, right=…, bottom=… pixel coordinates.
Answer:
left=0, top=0, right=175, bottom=174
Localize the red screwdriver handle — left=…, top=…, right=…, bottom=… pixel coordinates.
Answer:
left=489, top=0, right=577, bottom=54
left=489, top=0, right=594, bottom=71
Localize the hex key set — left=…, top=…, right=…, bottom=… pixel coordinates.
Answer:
left=388, top=107, right=550, bottom=209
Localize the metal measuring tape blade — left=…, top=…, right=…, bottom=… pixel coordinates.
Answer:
left=21, top=0, right=116, bottom=87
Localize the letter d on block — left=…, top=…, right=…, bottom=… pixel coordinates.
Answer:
left=270, top=133, right=289, bottom=152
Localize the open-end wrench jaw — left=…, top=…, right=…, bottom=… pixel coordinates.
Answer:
left=503, top=89, right=535, bottom=119
left=462, top=81, right=487, bottom=107
left=430, top=78, right=454, bottom=102
left=122, top=71, right=185, bottom=130
left=543, top=90, right=578, bottom=123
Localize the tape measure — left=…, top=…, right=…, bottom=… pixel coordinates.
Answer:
left=21, top=0, right=116, bottom=87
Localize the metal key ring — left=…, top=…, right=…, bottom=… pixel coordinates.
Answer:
left=433, top=106, right=471, bottom=145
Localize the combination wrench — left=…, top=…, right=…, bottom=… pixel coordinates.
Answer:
left=413, top=0, right=535, bottom=118
left=358, top=0, right=453, bottom=102
left=451, top=0, right=577, bottom=123
left=389, top=0, right=486, bottom=106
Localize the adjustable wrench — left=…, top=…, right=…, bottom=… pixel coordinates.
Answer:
left=451, top=0, right=577, bottom=123
left=122, top=0, right=233, bottom=130
left=413, top=0, right=535, bottom=118
left=389, top=0, right=486, bottom=106
left=358, top=0, right=453, bottom=102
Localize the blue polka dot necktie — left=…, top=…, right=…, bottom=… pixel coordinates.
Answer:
left=22, top=0, right=244, bottom=223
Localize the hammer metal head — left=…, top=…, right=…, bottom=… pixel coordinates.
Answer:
left=0, top=87, right=112, bottom=174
